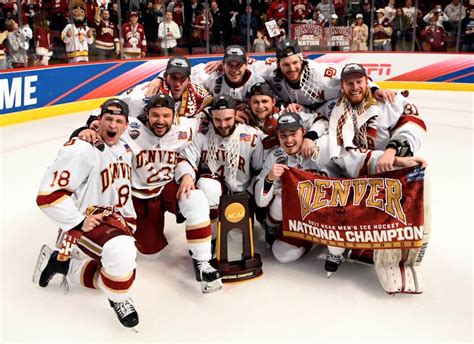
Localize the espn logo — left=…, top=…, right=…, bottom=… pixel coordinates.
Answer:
left=362, top=63, right=392, bottom=76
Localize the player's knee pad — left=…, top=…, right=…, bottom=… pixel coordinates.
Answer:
left=178, top=189, right=210, bottom=223
left=272, top=239, right=305, bottom=263
left=101, top=235, right=137, bottom=276
left=196, top=177, right=222, bottom=207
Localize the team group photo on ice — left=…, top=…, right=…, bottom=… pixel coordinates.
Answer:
left=32, top=39, right=430, bottom=331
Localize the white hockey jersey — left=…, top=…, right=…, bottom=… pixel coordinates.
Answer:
left=124, top=116, right=200, bottom=199
left=254, top=134, right=342, bottom=207
left=192, top=63, right=265, bottom=103
left=36, top=138, right=136, bottom=231
left=176, top=123, right=264, bottom=193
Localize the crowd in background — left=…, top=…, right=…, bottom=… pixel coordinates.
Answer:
left=0, top=0, right=473, bottom=69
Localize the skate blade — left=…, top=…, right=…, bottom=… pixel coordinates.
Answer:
left=32, top=245, right=52, bottom=284
left=326, top=271, right=334, bottom=278
left=130, top=325, right=139, bottom=333
left=201, top=279, right=223, bottom=294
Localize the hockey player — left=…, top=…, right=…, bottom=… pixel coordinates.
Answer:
left=324, top=63, right=427, bottom=277
left=254, top=112, right=339, bottom=251
left=175, top=95, right=264, bottom=225
left=61, top=1, right=93, bottom=63
left=123, top=56, right=212, bottom=118
left=74, top=94, right=222, bottom=294
left=33, top=99, right=139, bottom=329
left=146, top=46, right=265, bottom=123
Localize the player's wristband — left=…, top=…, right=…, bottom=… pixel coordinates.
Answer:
left=263, top=176, right=274, bottom=193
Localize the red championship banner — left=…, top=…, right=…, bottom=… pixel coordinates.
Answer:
left=281, top=166, right=425, bottom=249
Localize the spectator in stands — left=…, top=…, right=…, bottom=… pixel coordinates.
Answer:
left=423, top=5, right=449, bottom=28
left=312, top=7, right=328, bottom=27
left=362, top=0, right=372, bottom=28
left=0, top=26, right=8, bottom=70
left=347, top=0, right=362, bottom=19
left=461, top=6, right=474, bottom=52
left=158, top=10, right=181, bottom=54
left=253, top=29, right=270, bottom=52
left=384, top=0, right=397, bottom=22
left=240, top=5, right=258, bottom=46
left=267, top=0, right=288, bottom=23
left=420, top=15, right=448, bottom=51
left=317, top=0, right=335, bottom=22
left=109, top=2, right=120, bottom=26
left=167, top=0, right=184, bottom=35
left=5, top=17, right=29, bottom=68
left=403, top=0, right=417, bottom=28
left=351, top=13, right=368, bottom=51
left=333, top=0, right=346, bottom=20
left=121, top=11, right=147, bottom=59
left=330, top=13, right=339, bottom=26
left=61, top=1, right=93, bottom=63
left=291, top=0, right=310, bottom=24
left=444, top=0, right=466, bottom=36
left=141, top=0, right=160, bottom=53
left=391, top=7, right=410, bottom=50
left=94, top=7, right=120, bottom=60
left=192, top=4, right=212, bottom=47
left=373, top=8, right=392, bottom=50
left=209, top=1, right=224, bottom=51
left=33, top=12, right=53, bottom=65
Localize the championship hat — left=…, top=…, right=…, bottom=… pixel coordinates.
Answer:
left=145, top=94, right=175, bottom=113
left=276, top=39, right=301, bottom=59
left=375, top=8, right=385, bottom=14
left=166, top=56, right=191, bottom=77
left=130, top=11, right=139, bottom=16
left=277, top=112, right=304, bottom=132
left=249, top=82, right=274, bottom=98
left=356, top=13, right=363, bottom=19
left=211, top=95, right=237, bottom=111
left=100, top=98, right=129, bottom=117
left=223, top=45, right=247, bottom=64
left=341, top=63, right=367, bottom=80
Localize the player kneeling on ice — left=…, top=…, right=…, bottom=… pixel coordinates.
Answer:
left=74, top=94, right=222, bottom=294
left=254, top=112, right=339, bottom=258
left=33, top=99, right=140, bottom=330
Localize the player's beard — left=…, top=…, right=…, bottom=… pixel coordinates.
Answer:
left=215, top=124, right=236, bottom=138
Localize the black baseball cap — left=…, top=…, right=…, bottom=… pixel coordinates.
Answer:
left=249, top=82, right=274, bottom=98
left=145, top=94, right=175, bottom=113
left=276, top=39, right=301, bottom=59
left=277, top=112, right=303, bottom=132
left=100, top=98, right=129, bottom=117
left=211, top=95, right=237, bottom=111
left=223, top=45, right=247, bottom=64
left=166, top=56, right=191, bottom=77
left=340, top=63, right=367, bottom=80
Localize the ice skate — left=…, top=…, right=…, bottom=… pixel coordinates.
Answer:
left=35, top=247, right=70, bottom=287
left=192, top=258, right=222, bottom=294
left=109, top=298, right=139, bottom=331
left=32, top=245, right=52, bottom=284
left=325, top=253, right=345, bottom=278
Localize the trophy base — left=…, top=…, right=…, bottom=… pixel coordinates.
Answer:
left=211, top=254, right=263, bottom=282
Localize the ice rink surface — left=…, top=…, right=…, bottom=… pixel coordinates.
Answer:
left=1, top=90, right=472, bottom=343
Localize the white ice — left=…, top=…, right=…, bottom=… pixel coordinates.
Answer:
left=1, top=90, right=472, bottom=343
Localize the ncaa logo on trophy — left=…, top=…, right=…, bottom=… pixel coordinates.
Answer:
left=211, top=193, right=263, bottom=282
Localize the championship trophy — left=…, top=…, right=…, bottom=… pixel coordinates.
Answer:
left=211, top=193, right=263, bottom=282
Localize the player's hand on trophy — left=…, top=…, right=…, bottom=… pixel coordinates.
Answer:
left=78, top=128, right=99, bottom=144
left=267, top=164, right=289, bottom=182
left=81, top=213, right=103, bottom=232
left=286, top=103, right=303, bottom=113
left=204, top=61, right=223, bottom=74
left=144, top=77, right=162, bottom=97
left=394, top=156, right=428, bottom=169
left=374, top=88, right=396, bottom=103
left=376, top=147, right=397, bottom=173
left=177, top=174, right=196, bottom=200
left=301, top=138, right=316, bottom=159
